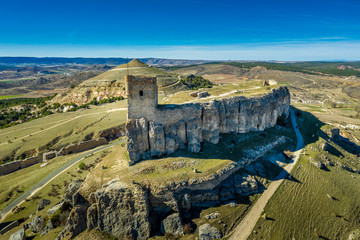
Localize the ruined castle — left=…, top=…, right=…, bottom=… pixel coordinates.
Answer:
left=125, top=75, right=290, bottom=165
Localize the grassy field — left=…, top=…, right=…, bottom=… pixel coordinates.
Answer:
left=0, top=100, right=127, bottom=162
left=0, top=94, right=24, bottom=100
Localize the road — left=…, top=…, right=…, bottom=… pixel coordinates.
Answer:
left=0, top=139, right=125, bottom=221
left=230, top=108, right=304, bottom=240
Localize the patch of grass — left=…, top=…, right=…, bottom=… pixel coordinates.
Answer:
left=0, top=94, right=24, bottom=100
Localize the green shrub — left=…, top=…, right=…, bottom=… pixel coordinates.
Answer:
left=78, top=162, right=86, bottom=170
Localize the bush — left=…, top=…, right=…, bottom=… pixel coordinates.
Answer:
left=78, top=162, right=86, bottom=170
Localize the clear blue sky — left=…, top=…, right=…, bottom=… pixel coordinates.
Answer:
left=1, top=0, right=360, bottom=60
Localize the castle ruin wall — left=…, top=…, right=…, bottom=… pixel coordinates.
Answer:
left=126, top=85, right=290, bottom=165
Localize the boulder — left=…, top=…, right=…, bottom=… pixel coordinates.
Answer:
left=64, top=179, right=83, bottom=205
left=37, top=198, right=51, bottom=211
left=40, top=219, right=54, bottom=236
left=9, top=228, right=26, bottom=240
left=30, top=216, right=46, bottom=233
left=96, top=181, right=151, bottom=240
left=161, top=213, right=184, bottom=236
left=199, top=224, right=222, bottom=240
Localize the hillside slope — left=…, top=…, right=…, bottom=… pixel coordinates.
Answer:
left=52, top=59, right=179, bottom=104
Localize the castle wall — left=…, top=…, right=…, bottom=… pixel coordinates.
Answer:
left=126, top=87, right=290, bottom=165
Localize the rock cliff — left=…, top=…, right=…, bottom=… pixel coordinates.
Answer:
left=126, top=87, right=290, bottom=165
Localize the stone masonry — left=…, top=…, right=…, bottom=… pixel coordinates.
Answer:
left=125, top=75, right=290, bottom=165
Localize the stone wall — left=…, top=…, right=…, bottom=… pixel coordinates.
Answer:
left=0, top=156, right=40, bottom=176
left=126, top=87, right=290, bottom=165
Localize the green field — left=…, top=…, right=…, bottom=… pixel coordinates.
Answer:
left=0, top=94, right=24, bottom=100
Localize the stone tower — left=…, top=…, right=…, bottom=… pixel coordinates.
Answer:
left=125, top=75, right=158, bottom=120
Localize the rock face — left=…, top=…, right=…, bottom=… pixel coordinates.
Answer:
left=199, top=224, right=222, bottom=240
left=95, top=181, right=151, bottom=240
left=30, top=216, right=46, bottom=233
left=161, top=213, right=184, bottom=236
left=126, top=87, right=290, bottom=165
left=9, top=228, right=26, bottom=240
left=64, top=179, right=83, bottom=205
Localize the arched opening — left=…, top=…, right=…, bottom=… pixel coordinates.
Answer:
left=139, top=90, right=143, bottom=96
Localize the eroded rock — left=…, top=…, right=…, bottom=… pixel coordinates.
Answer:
left=161, top=213, right=184, bottom=236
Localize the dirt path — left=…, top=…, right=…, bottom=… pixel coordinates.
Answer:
left=229, top=108, right=304, bottom=240
left=0, top=108, right=127, bottom=146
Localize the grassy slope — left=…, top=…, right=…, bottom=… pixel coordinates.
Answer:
left=0, top=100, right=127, bottom=161
left=248, top=109, right=360, bottom=240
left=0, top=145, right=114, bottom=240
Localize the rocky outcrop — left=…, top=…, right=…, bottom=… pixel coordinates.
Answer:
left=161, top=213, right=184, bottom=236
left=95, top=181, right=151, bottom=240
left=127, top=87, right=290, bottom=165
left=37, top=198, right=51, bottom=211
left=9, top=228, right=26, bottom=240
left=199, top=224, right=222, bottom=240
left=30, top=216, right=46, bottom=233
left=64, top=179, right=83, bottom=205
left=58, top=137, right=108, bottom=156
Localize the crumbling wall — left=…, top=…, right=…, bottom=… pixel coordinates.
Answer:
left=0, top=156, right=40, bottom=176
left=126, top=87, right=290, bottom=165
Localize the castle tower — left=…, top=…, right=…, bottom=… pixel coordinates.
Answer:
left=125, top=75, right=158, bottom=120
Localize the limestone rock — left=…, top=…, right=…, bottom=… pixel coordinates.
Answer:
left=187, top=118, right=202, bottom=153
left=234, top=173, right=258, bottom=195
left=126, top=118, right=150, bottom=164
left=30, top=216, right=46, bottom=233
left=37, top=198, right=51, bottom=211
left=180, top=193, right=191, bottom=210
left=64, top=179, right=83, bottom=205
left=199, top=224, right=222, bottom=240
left=9, top=228, right=26, bottom=240
left=149, top=121, right=166, bottom=157
left=165, top=123, right=179, bottom=155
left=202, top=101, right=220, bottom=144
left=96, top=181, right=151, bottom=240
left=47, top=201, right=68, bottom=217
left=161, top=213, right=184, bottom=236
left=40, top=220, right=54, bottom=237
left=57, top=205, right=89, bottom=240
left=87, top=204, right=98, bottom=230
left=205, top=212, right=221, bottom=220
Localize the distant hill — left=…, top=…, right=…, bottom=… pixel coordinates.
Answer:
left=52, top=59, right=181, bottom=104
left=0, top=57, right=209, bottom=67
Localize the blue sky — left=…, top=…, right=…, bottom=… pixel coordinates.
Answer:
left=1, top=0, right=360, bottom=60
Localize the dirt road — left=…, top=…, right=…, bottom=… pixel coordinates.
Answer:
left=230, top=108, right=304, bottom=240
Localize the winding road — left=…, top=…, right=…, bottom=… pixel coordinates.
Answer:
left=230, top=108, right=304, bottom=240
left=0, top=139, right=125, bottom=221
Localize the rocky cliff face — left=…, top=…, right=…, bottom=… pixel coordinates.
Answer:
left=52, top=79, right=126, bottom=105
left=126, top=87, right=290, bottom=165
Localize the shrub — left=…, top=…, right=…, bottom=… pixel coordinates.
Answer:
left=78, top=162, right=86, bottom=170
